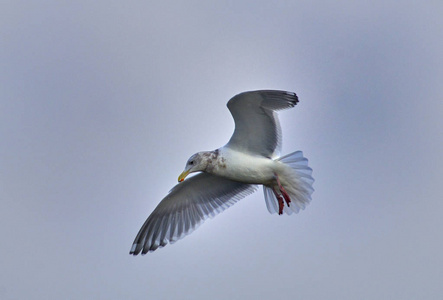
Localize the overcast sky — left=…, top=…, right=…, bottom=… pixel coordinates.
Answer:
left=1, top=1, right=442, bottom=299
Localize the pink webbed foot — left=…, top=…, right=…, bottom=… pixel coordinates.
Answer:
left=274, top=173, right=291, bottom=212
left=272, top=188, right=285, bottom=215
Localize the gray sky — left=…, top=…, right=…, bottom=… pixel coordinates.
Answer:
left=1, top=1, right=442, bottom=299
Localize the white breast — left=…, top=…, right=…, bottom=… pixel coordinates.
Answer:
left=209, top=147, right=279, bottom=184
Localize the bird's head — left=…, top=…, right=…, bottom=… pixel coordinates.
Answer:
left=178, top=152, right=210, bottom=182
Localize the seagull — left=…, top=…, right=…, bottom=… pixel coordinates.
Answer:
left=130, top=90, right=314, bottom=255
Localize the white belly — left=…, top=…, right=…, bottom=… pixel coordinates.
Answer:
left=209, top=147, right=280, bottom=184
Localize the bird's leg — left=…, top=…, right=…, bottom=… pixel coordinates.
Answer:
left=275, top=173, right=291, bottom=207
left=272, top=188, right=285, bottom=215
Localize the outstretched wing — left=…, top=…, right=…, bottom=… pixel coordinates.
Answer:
left=130, top=173, right=257, bottom=255
left=225, top=90, right=298, bottom=158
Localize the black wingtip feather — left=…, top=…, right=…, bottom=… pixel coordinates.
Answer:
left=256, top=90, right=299, bottom=110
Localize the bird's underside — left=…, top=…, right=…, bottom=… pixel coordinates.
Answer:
left=130, top=90, right=314, bottom=255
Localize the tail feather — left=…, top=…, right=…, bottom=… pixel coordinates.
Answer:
left=264, top=187, right=279, bottom=214
left=263, top=151, right=314, bottom=215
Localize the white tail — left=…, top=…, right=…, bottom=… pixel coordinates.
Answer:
left=263, top=151, right=314, bottom=215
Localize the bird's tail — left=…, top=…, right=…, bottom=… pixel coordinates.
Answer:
left=263, top=151, right=314, bottom=215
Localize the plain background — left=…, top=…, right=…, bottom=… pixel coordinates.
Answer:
left=1, top=1, right=442, bottom=299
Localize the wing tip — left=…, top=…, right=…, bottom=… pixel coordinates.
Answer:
left=285, top=91, right=299, bottom=106
left=261, top=90, right=299, bottom=109
left=129, top=244, right=138, bottom=256
left=228, top=90, right=299, bottom=108
left=129, top=243, right=141, bottom=256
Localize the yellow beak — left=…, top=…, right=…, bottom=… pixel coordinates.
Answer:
left=178, top=170, right=190, bottom=182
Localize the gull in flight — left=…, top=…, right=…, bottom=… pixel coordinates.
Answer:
left=130, top=90, right=314, bottom=255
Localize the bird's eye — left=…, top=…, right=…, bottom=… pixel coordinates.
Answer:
left=189, top=161, right=194, bottom=165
